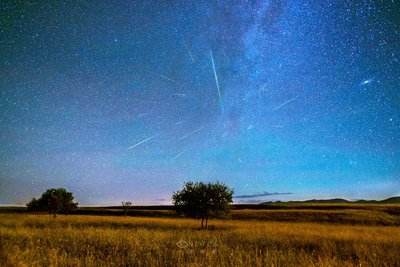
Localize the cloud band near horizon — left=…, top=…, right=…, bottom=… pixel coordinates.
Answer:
left=233, top=192, right=294, bottom=199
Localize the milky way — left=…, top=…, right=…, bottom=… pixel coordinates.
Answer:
left=0, top=1, right=399, bottom=205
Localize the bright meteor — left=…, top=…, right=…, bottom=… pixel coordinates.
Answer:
left=360, top=77, right=375, bottom=86
left=210, top=50, right=224, bottom=113
left=127, top=134, right=159, bottom=150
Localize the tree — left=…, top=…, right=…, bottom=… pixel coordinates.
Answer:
left=26, top=198, right=43, bottom=216
left=172, top=181, right=234, bottom=229
left=26, top=188, right=78, bottom=218
left=121, top=201, right=132, bottom=216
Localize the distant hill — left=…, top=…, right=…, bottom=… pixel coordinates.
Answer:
left=260, top=196, right=400, bottom=205
left=352, top=196, right=400, bottom=204
left=303, top=198, right=349, bottom=204
left=380, top=197, right=400, bottom=204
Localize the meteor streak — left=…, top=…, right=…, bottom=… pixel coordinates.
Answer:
left=210, top=50, right=224, bottom=113
left=127, top=134, right=158, bottom=150
left=150, top=71, right=177, bottom=83
left=259, top=83, right=267, bottom=92
left=360, top=77, right=375, bottom=86
left=173, top=93, right=186, bottom=97
left=271, top=96, right=299, bottom=111
left=157, top=74, right=177, bottom=83
left=173, top=150, right=185, bottom=160
left=178, top=125, right=206, bottom=141
left=184, top=44, right=195, bottom=63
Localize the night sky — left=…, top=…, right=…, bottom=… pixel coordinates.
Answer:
left=1, top=1, right=399, bottom=205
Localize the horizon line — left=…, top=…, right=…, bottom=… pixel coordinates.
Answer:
left=1, top=195, right=398, bottom=207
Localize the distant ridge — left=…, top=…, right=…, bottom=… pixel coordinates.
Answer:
left=304, top=198, right=348, bottom=204
left=380, top=197, right=400, bottom=204
left=260, top=196, right=400, bottom=205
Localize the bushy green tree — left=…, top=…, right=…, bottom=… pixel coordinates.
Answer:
left=26, top=188, right=78, bottom=218
left=172, top=181, right=233, bottom=229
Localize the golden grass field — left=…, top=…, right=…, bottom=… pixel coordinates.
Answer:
left=1, top=205, right=400, bottom=266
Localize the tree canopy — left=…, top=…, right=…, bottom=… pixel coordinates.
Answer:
left=27, top=188, right=78, bottom=217
left=172, top=181, right=234, bottom=229
left=121, top=201, right=132, bottom=216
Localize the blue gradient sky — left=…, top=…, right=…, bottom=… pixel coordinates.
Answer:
left=1, top=1, right=399, bottom=205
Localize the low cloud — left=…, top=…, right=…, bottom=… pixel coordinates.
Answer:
left=233, top=192, right=293, bottom=199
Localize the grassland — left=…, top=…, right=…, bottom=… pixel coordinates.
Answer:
left=1, top=205, right=400, bottom=266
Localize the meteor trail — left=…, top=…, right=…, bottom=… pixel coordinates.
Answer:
left=178, top=125, right=206, bottom=141
left=184, top=44, right=195, bottom=63
left=150, top=71, right=177, bottom=83
left=173, top=93, right=186, bottom=97
left=173, top=150, right=185, bottom=160
left=271, top=96, right=299, bottom=111
left=360, top=77, right=375, bottom=86
left=210, top=50, right=224, bottom=113
left=259, top=83, right=267, bottom=92
left=157, top=74, right=177, bottom=83
left=127, top=134, right=158, bottom=150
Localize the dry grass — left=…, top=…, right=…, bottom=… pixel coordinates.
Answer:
left=229, top=206, right=400, bottom=226
left=1, top=213, right=400, bottom=266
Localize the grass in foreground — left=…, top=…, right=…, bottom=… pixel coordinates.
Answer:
left=1, top=214, right=400, bottom=266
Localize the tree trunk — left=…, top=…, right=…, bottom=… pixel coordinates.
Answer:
left=205, top=218, right=208, bottom=229
left=201, top=218, right=204, bottom=229
left=53, top=212, right=56, bottom=218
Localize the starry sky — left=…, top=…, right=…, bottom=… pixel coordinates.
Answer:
left=1, top=0, right=399, bottom=205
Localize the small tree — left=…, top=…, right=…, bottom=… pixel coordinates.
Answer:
left=172, top=181, right=233, bottom=229
left=121, top=201, right=132, bottom=216
left=26, top=188, right=78, bottom=218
